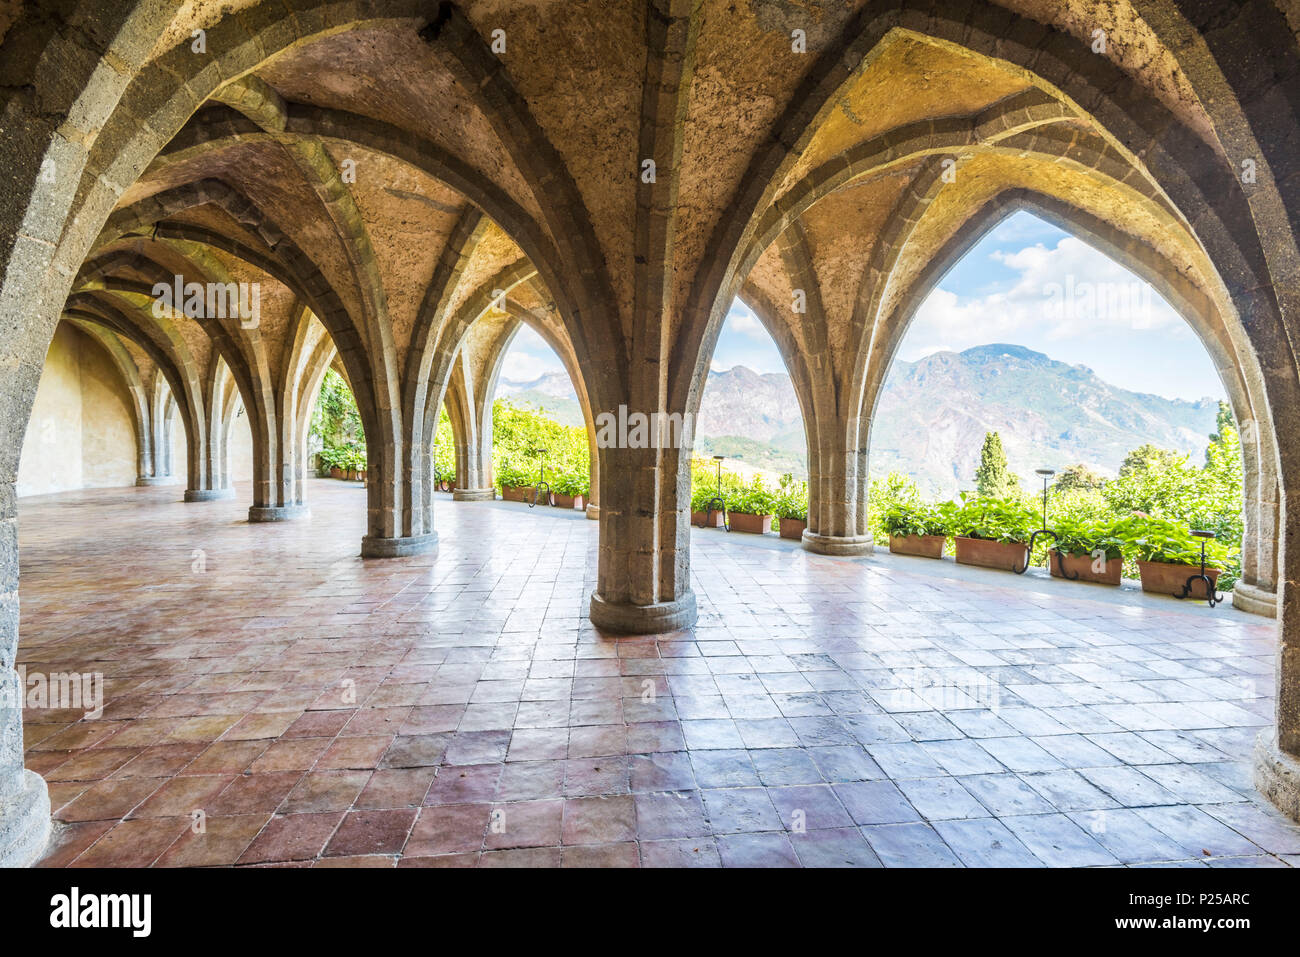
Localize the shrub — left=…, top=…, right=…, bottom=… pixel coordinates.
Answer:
left=1051, top=516, right=1124, bottom=561
left=553, top=471, right=590, bottom=497
left=728, top=476, right=775, bottom=515
left=952, top=494, right=1036, bottom=544
left=882, top=501, right=952, bottom=538
left=496, top=462, right=532, bottom=489
left=1110, top=514, right=1235, bottom=568
left=772, top=475, right=808, bottom=521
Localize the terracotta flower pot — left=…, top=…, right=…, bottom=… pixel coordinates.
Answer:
left=728, top=511, right=772, bottom=534
left=954, top=536, right=1028, bottom=571
left=692, top=509, right=725, bottom=528
left=1050, top=549, right=1122, bottom=585
left=1138, top=560, right=1222, bottom=598
left=501, top=485, right=528, bottom=503
left=889, top=534, right=945, bottom=558
left=330, top=467, right=343, bottom=479
left=778, top=517, right=807, bottom=540
left=552, top=493, right=585, bottom=509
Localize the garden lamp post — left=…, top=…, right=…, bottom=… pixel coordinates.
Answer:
left=700, top=454, right=729, bottom=531
left=1014, top=467, right=1072, bottom=576
left=1174, top=529, right=1225, bottom=608
left=528, top=446, right=551, bottom=508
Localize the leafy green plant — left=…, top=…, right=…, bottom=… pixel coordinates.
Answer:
left=1051, top=516, right=1124, bottom=561
left=772, top=475, right=808, bottom=521
left=952, top=494, right=1036, bottom=544
left=553, top=471, right=590, bottom=497
left=496, top=462, right=532, bottom=489
left=728, top=476, right=775, bottom=516
left=882, top=501, right=951, bottom=538
left=1110, top=514, right=1234, bottom=567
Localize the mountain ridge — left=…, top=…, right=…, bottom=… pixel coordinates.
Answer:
left=495, top=344, right=1221, bottom=498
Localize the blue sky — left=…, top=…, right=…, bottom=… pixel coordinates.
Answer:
left=498, top=211, right=1227, bottom=402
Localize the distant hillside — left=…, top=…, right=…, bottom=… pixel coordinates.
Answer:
left=495, top=345, right=1221, bottom=497
left=497, top=372, right=584, bottom=428
left=698, top=344, right=1219, bottom=496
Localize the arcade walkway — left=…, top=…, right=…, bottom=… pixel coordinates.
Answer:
left=17, top=481, right=1298, bottom=867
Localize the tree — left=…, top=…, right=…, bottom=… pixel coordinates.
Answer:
left=1205, top=400, right=1235, bottom=466
left=1054, top=463, right=1106, bottom=491
left=974, top=431, right=1019, bottom=497
left=1118, top=443, right=1183, bottom=478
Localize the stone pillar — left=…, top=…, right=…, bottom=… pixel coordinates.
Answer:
left=1234, top=423, right=1280, bottom=616
left=248, top=398, right=309, bottom=523
left=1255, top=485, right=1300, bottom=820
left=364, top=417, right=438, bottom=558
left=588, top=438, right=696, bottom=634
left=0, top=483, right=51, bottom=866
left=803, top=414, right=873, bottom=556
left=445, top=365, right=494, bottom=501
left=183, top=394, right=233, bottom=503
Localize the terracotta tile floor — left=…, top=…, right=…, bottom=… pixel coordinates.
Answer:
left=16, top=480, right=1300, bottom=867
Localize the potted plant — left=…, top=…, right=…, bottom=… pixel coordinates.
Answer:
left=552, top=471, right=589, bottom=509
left=883, top=501, right=952, bottom=558
left=318, top=446, right=342, bottom=479
left=1049, top=516, right=1124, bottom=585
left=952, top=494, right=1035, bottom=571
left=727, top=478, right=774, bottom=534
left=1113, top=515, right=1233, bottom=598
left=772, top=475, right=809, bottom=540
left=497, top=464, right=532, bottom=503
left=690, top=482, right=726, bottom=527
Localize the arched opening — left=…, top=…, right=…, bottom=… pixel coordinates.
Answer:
left=867, top=207, right=1257, bottom=598
left=483, top=322, right=592, bottom=511
left=688, top=298, right=812, bottom=536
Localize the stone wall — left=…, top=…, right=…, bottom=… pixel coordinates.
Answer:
left=17, top=324, right=136, bottom=496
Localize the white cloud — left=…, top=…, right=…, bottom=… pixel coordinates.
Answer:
left=500, top=348, right=561, bottom=382
left=901, top=236, right=1180, bottom=360
left=726, top=302, right=768, bottom=340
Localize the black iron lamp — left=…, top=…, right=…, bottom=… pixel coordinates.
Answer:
left=1014, top=467, right=1075, bottom=577
left=1174, top=529, right=1225, bottom=608
left=699, top=454, right=729, bottom=530
left=527, top=446, right=551, bottom=508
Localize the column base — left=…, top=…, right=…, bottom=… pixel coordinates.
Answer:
left=135, top=476, right=172, bottom=486
left=361, top=532, right=438, bottom=558
left=452, top=488, right=495, bottom=501
left=1254, top=731, right=1300, bottom=822
left=0, top=768, right=51, bottom=867
left=586, top=504, right=599, bottom=521
left=801, top=530, right=874, bottom=556
left=184, top=487, right=234, bottom=502
left=248, top=504, right=310, bottom=522
left=1231, top=581, right=1278, bottom=618
left=589, top=590, right=697, bottom=634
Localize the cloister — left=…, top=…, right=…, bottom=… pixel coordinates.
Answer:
left=0, top=0, right=1299, bottom=867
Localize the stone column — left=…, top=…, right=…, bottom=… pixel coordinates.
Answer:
left=802, top=414, right=873, bottom=556
left=1234, top=420, right=1279, bottom=616
left=588, top=423, right=696, bottom=634
left=1254, top=486, right=1300, bottom=820
left=0, top=484, right=51, bottom=867
left=445, top=363, right=494, bottom=502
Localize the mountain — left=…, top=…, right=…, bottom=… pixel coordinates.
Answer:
left=496, top=372, right=584, bottom=427
left=697, top=344, right=1219, bottom=497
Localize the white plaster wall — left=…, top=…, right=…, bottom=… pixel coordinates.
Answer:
left=18, top=324, right=137, bottom=497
